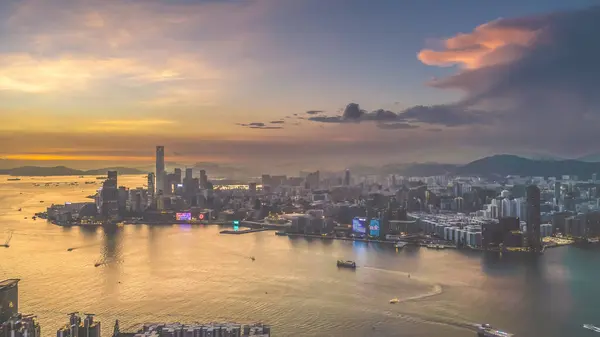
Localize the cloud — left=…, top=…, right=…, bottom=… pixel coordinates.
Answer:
left=0, top=0, right=268, bottom=105
left=305, top=110, right=322, bottom=115
left=376, top=123, right=419, bottom=130
left=416, top=5, right=600, bottom=145
left=306, top=102, right=482, bottom=128
left=236, top=122, right=283, bottom=130
left=270, top=120, right=285, bottom=124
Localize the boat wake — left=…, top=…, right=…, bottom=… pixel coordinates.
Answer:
left=362, top=266, right=444, bottom=303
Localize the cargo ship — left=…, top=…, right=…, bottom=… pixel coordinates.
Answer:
left=476, top=324, right=513, bottom=337
left=336, top=260, right=356, bottom=269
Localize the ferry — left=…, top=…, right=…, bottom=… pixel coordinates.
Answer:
left=476, top=323, right=513, bottom=337
left=337, top=260, right=356, bottom=269
left=395, top=241, right=408, bottom=249
left=583, top=324, right=600, bottom=332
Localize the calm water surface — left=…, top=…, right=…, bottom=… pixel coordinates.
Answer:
left=1, top=175, right=599, bottom=337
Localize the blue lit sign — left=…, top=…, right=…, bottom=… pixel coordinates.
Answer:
left=369, top=219, right=380, bottom=237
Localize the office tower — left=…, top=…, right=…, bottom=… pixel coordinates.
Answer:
left=343, top=169, right=350, bottom=186
left=147, top=173, right=155, bottom=199
left=0, top=279, right=18, bottom=324
left=173, top=168, right=182, bottom=185
left=199, top=170, right=208, bottom=189
left=248, top=182, right=257, bottom=195
left=156, top=146, right=165, bottom=194
left=100, top=171, right=119, bottom=220
left=526, top=185, right=541, bottom=252
left=185, top=168, right=193, bottom=181
left=554, top=182, right=561, bottom=205
left=593, top=173, right=598, bottom=183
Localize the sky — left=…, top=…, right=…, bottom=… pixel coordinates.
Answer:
left=1, top=0, right=599, bottom=171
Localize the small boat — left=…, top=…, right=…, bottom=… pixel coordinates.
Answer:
left=475, top=323, right=513, bottom=337
left=389, top=298, right=399, bottom=304
left=18, top=208, right=22, bottom=212
left=337, top=260, right=356, bottom=269
left=94, top=262, right=102, bottom=267
left=39, top=201, right=44, bottom=203
left=7, top=178, right=21, bottom=181
left=67, top=248, right=75, bottom=252
left=584, top=324, right=600, bottom=332
left=395, top=241, right=408, bottom=249
left=250, top=256, right=255, bottom=261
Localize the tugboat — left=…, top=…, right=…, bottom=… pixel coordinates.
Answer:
left=337, top=260, right=356, bottom=269
left=476, top=323, right=513, bottom=337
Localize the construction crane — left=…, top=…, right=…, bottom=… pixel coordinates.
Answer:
left=1, top=231, right=13, bottom=248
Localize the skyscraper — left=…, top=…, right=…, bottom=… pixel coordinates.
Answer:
left=0, top=279, right=19, bottom=324
left=156, top=146, right=165, bottom=194
left=343, top=169, right=350, bottom=186
left=200, top=170, right=208, bottom=189
left=526, top=185, right=541, bottom=252
left=147, top=173, right=155, bottom=198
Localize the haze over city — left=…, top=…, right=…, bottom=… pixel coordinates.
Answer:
left=1, top=0, right=599, bottom=170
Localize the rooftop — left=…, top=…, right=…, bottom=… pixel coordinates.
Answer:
left=0, top=279, right=20, bottom=289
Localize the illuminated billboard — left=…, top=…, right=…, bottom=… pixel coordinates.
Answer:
left=369, top=219, right=380, bottom=237
left=352, top=217, right=367, bottom=234
left=176, top=212, right=192, bottom=221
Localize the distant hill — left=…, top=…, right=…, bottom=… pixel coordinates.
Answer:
left=0, top=166, right=145, bottom=176
left=454, top=154, right=600, bottom=178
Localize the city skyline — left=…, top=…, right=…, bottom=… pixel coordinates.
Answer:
left=1, top=0, right=599, bottom=169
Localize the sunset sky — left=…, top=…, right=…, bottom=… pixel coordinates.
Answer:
left=1, top=0, right=599, bottom=170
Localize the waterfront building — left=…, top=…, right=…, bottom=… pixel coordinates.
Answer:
left=148, top=173, right=155, bottom=200
left=526, top=185, right=542, bottom=252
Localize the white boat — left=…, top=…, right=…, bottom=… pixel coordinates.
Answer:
left=584, top=324, right=600, bottom=332
left=475, top=323, right=513, bottom=337
left=395, top=241, right=408, bottom=249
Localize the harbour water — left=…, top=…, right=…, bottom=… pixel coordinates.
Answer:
left=1, top=176, right=600, bottom=337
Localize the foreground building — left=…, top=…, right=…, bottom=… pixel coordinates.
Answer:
left=0, top=279, right=41, bottom=337
left=114, top=321, right=271, bottom=337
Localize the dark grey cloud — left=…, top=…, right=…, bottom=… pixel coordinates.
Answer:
left=236, top=122, right=283, bottom=130
left=398, top=105, right=495, bottom=126
left=306, top=103, right=487, bottom=127
left=377, top=123, right=419, bottom=130
left=421, top=6, right=600, bottom=145
left=305, top=110, right=323, bottom=115
left=270, top=120, right=285, bottom=124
